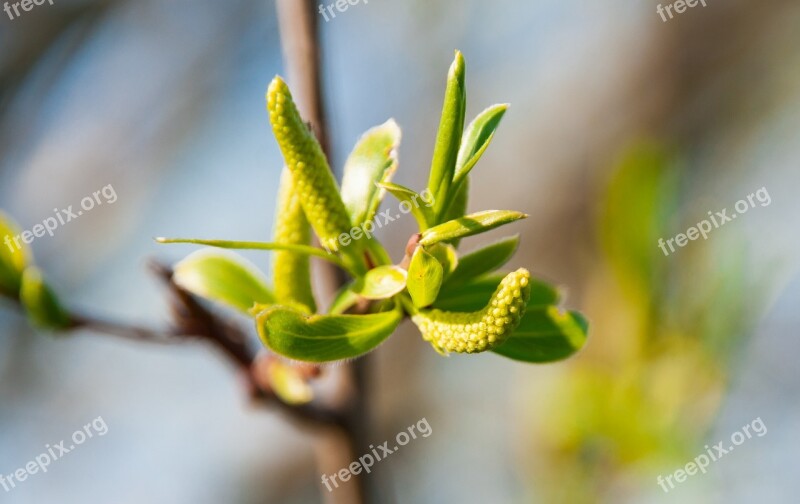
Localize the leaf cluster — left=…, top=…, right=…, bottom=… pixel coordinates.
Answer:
left=157, top=51, right=588, bottom=365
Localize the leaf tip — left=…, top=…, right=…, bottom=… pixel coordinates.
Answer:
left=450, top=50, right=466, bottom=79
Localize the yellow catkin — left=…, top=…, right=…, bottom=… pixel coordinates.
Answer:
left=266, top=77, right=353, bottom=253
left=413, top=268, right=531, bottom=354
left=273, top=167, right=316, bottom=314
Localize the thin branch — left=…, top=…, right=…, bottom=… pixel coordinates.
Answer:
left=63, top=262, right=349, bottom=430
left=69, top=316, right=179, bottom=345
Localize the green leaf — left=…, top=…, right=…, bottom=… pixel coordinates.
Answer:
left=443, top=176, right=469, bottom=223
left=20, top=267, right=71, bottom=330
left=453, top=104, right=508, bottom=184
left=155, top=237, right=354, bottom=275
left=492, top=307, right=588, bottom=363
left=256, top=306, right=402, bottom=362
left=419, top=210, right=527, bottom=247
left=435, top=274, right=559, bottom=312
left=440, top=177, right=469, bottom=248
left=438, top=104, right=507, bottom=225
left=354, top=265, right=407, bottom=300
left=407, top=246, right=443, bottom=308
left=444, top=235, right=519, bottom=287
left=0, top=211, right=29, bottom=296
left=427, top=50, right=466, bottom=221
left=173, top=249, right=275, bottom=314
left=341, top=119, right=401, bottom=226
left=427, top=243, right=458, bottom=278
left=378, top=182, right=436, bottom=231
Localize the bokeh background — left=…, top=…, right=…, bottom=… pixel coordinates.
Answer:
left=1, top=0, right=799, bottom=502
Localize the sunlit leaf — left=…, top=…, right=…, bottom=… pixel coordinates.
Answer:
left=427, top=50, right=466, bottom=221
left=440, top=177, right=469, bottom=247
left=453, top=104, right=508, bottom=184
left=256, top=306, right=402, bottom=362
left=492, top=307, right=589, bottom=363
left=378, top=182, right=435, bottom=231
left=341, top=119, right=401, bottom=226
left=419, top=210, right=527, bottom=247
left=427, top=243, right=458, bottom=278
left=439, top=104, right=507, bottom=225
left=444, top=235, right=519, bottom=287
left=435, top=273, right=559, bottom=312
left=173, top=249, right=275, bottom=314
left=407, top=247, right=443, bottom=308
left=354, top=265, right=407, bottom=300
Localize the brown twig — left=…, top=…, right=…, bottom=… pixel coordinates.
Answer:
left=65, top=261, right=349, bottom=430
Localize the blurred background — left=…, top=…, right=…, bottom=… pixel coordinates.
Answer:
left=1, top=0, right=799, bottom=502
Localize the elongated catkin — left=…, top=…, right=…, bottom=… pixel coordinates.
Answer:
left=272, top=167, right=316, bottom=313
left=413, top=268, right=531, bottom=354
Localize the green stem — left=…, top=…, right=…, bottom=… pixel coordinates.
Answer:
left=397, top=292, right=417, bottom=316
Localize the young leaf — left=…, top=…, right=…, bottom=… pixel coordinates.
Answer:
left=155, top=238, right=354, bottom=275
left=435, top=273, right=559, bottom=312
left=443, top=235, right=519, bottom=287
left=173, top=249, right=276, bottom=315
left=355, top=265, right=407, bottom=300
left=438, top=105, right=507, bottom=223
left=427, top=242, right=458, bottom=278
left=20, top=267, right=71, bottom=330
left=419, top=210, right=527, bottom=247
left=491, top=307, right=588, bottom=363
left=427, top=51, right=466, bottom=221
left=273, top=168, right=316, bottom=313
left=341, top=119, right=401, bottom=226
left=256, top=306, right=402, bottom=362
left=453, top=104, right=508, bottom=184
left=407, top=246, right=443, bottom=308
left=442, top=176, right=469, bottom=223
left=378, top=182, right=435, bottom=231
left=0, top=211, right=29, bottom=296
left=440, top=177, right=469, bottom=248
